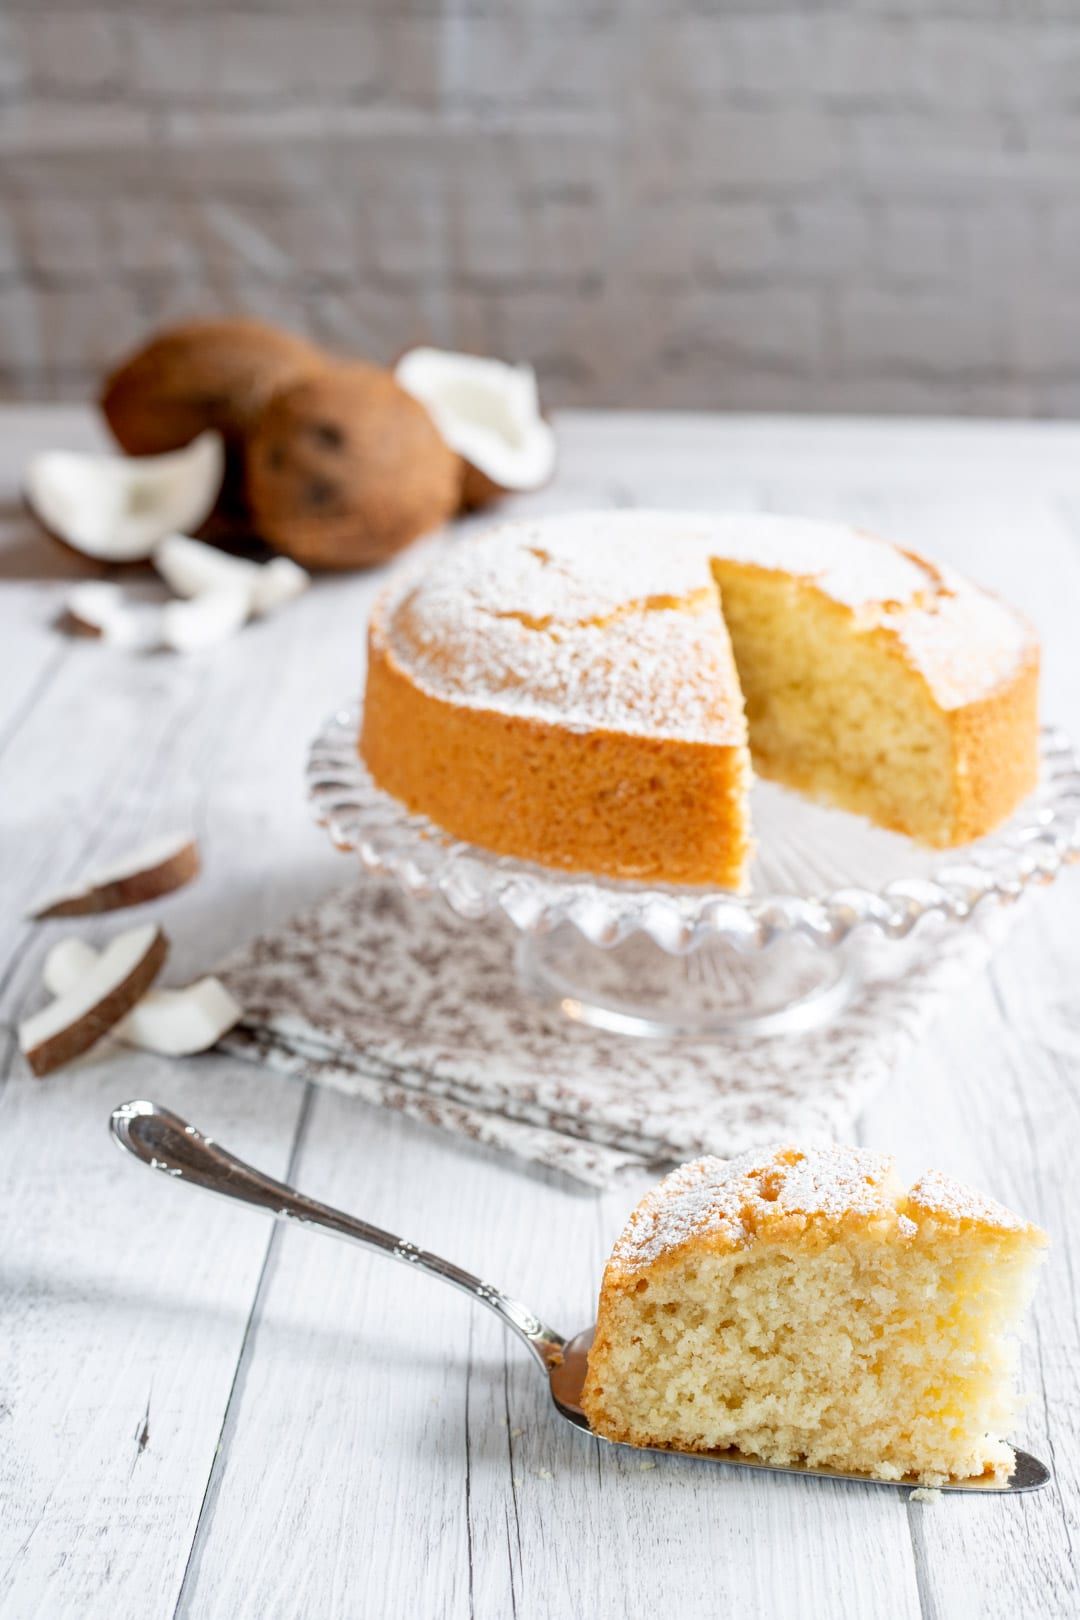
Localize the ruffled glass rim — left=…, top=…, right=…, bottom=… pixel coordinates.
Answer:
left=307, top=703, right=1080, bottom=955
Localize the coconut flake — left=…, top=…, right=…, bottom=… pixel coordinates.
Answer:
left=251, top=555, right=310, bottom=616
left=395, top=348, right=557, bottom=493
left=25, top=432, right=224, bottom=563
left=64, top=582, right=160, bottom=650
left=153, top=532, right=310, bottom=620
left=29, top=831, right=200, bottom=919
left=19, top=923, right=168, bottom=1076
left=42, top=937, right=241, bottom=1055
left=161, top=585, right=251, bottom=651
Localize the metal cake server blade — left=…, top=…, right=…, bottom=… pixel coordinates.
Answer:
left=109, top=1100, right=1051, bottom=1496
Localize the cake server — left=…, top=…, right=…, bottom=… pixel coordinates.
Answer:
left=109, top=1099, right=1051, bottom=1496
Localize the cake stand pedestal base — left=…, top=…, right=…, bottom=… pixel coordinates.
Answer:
left=515, top=927, right=856, bottom=1040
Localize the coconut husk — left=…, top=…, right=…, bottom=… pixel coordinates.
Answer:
left=459, top=462, right=507, bottom=511
left=245, top=362, right=464, bottom=570
left=101, top=318, right=327, bottom=457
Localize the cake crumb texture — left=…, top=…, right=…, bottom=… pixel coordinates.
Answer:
left=582, top=1144, right=1046, bottom=1485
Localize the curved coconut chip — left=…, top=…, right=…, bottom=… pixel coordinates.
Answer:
left=395, top=348, right=557, bottom=504
left=25, top=432, right=225, bottom=564
left=19, top=923, right=168, bottom=1076
left=30, top=832, right=200, bottom=919
left=153, top=532, right=309, bottom=616
left=43, top=937, right=242, bottom=1056
left=63, top=582, right=160, bottom=649
left=161, top=585, right=251, bottom=651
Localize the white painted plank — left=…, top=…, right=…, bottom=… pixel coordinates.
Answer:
left=174, top=1091, right=492, bottom=1620
left=0, top=404, right=384, bottom=1616
left=2, top=406, right=1080, bottom=1619
left=173, top=1089, right=922, bottom=1620
left=0, top=1052, right=308, bottom=1620
left=860, top=912, right=1080, bottom=1619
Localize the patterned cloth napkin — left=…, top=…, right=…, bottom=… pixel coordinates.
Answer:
left=218, top=879, right=1009, bottom=1189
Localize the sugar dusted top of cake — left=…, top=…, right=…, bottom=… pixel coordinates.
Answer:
left=378, top=514, right=748, bottom=745
left=376, top=512, right=1037, bottom=735
left=609, top=1145, right=904, bottom=1273
left=706, top=513, right=937, bottom=608
left=606, top=1145, right=1040, bottom=1276
left=707, top=514, right=1036, bottom=711
left=906, top=1168, right=1042, bottom=1235
left=406, top=512, right=716, bottom=626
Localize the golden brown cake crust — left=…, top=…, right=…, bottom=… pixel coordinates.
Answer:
left=592, top=1146, right=1043, bottom=1292
left=362, top=623, right=752, bottom=885
left=359, top=512, right=1040, bottom=885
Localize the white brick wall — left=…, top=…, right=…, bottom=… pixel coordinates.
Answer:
left=0, top=1, right=1078, bottom=413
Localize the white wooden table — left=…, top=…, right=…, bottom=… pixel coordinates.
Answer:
left=2, top=408, right=1079, bottom=1620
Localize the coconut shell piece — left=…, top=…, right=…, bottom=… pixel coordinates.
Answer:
left=19, top=923, right=169, bottom=1077
left=101, top=319, right=327, bottom=457
left=460, top=464, right=508, bottom=511
left=245, top=362, right=464, bottom=570
left=30, top=833, right=200, bottom=919
left=44, top=937, right=242, bottom=1056
left=394, top=347, right=557, bottom=511
left=26, top=432, right=225, bottom=566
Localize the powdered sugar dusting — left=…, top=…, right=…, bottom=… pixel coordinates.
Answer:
left=379, top=512, right=1036, bottom=737
left=907, top=1168, right=1035, bottom=1233
left=412, top=512, right=716, bottom=624
left=705, top=513, right=936, bottom=608
left=609, top=1149, right=1039, bottom=1274
left=891, top=585, right=1035, bottom=710
left=381, top=516, right=748, bottom=744
left=610, top=1144, right=902, bottom=1272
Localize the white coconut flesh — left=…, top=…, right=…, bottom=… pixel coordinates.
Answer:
left=65, top=582, right=160, bottom=649
left=161, top=585, right=251, bottom=651
left=153, top=532, right=309, bottom=616
left=29, top=830, right=200, bottom=918
left=25, top=430, right=225, bottom=562
left=395, top=348, right=556, bottom=492
left=43, top=937, right=242, bottom=1056
left=18, top=922, right=168, bottom=1076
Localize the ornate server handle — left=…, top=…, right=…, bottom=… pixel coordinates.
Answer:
left=109, top=1099, right=567, bottom=1373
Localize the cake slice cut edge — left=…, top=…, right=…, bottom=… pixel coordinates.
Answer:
left=581, top=1145, right=1047, bottom=1485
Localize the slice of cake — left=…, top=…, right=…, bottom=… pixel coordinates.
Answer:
left=581, top=1145, right=1047, bottom=1484
left=360, top=512, right=1039, bottom=889
left=707, top=517, right=1039, bottom=849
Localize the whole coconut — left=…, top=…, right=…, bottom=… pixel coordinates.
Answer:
left=101, top=318, right=327, bottom=456
left=246, top=362, right=464, bottom=569
left=101, top=319, right=327, bottom=543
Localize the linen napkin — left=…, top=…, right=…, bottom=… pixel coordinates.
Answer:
left=218, top=879, right=1008, bottom=1189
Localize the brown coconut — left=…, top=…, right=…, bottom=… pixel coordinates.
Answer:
left=460, top=463, right=507, bottom=511
left=245, top=362, right=464, bottom=570
left=101, top=318, right=327, bottom=455
left=101, top=319, right=328, bottom=542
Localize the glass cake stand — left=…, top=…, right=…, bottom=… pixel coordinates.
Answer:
left=306, top=703, right=1080, bottom=1039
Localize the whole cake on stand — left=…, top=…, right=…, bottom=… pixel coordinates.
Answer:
left=306, top=510, right=1069, bottom=1037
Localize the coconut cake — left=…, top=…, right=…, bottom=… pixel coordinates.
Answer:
left=580, top=1144, right=1047, bottom=1485
left=359, top=511, right=1039, bottom=887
